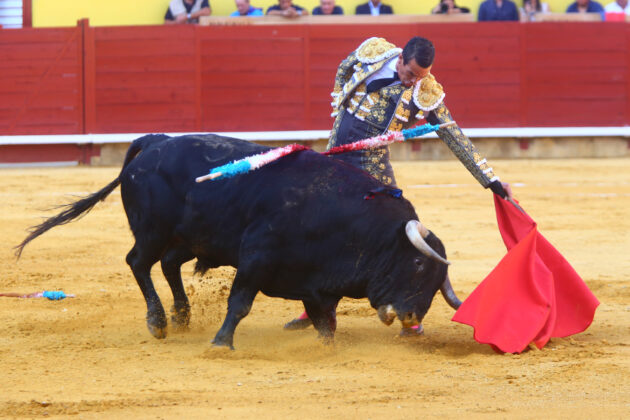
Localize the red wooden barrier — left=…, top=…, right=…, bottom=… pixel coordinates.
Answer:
left=522, top=22, right=628, bottom=126
left=0, top=21, right=629, bottom=136
left=0, top=25, right=82, bottom=135
left=197, top=25, right=309, bottom=131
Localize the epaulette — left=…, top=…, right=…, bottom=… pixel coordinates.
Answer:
left=355, top=37, right=402, bottom=64
left=413, top=73, right=445, bottom=111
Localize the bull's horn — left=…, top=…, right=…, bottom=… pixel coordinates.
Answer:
left=440, top=274, right=462, bottom=310
left=405, top=220, right=450, bottom=265
left=377, top=304, right=396, bottom=326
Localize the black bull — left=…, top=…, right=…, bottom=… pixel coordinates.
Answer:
left=17, top=134, right=461, bottom=349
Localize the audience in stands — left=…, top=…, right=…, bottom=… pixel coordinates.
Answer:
left=160, top=0, right=626, bottom=21
left=266, top=0, right=309, bottom=16
left=566, top=0, right=605, bottom=18
left=478, top=0, right=520, bottom=20
left=604, top=0, right=630, bottom=13
left=313, top=0, right=344, bottom=15
left=355, top=0, right=393, bottom=15
left=431, top=0, right=470, bottom=14
left=520, top=0, right=550, bottom=20
left=231, top=0, right=263, bottom=16
left=164, top=0, right=211, bottom=24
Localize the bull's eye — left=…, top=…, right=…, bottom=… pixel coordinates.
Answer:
left=414, top=257, right=425, bottom=272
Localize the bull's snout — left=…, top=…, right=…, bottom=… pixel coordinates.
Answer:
left=378, top=305, right=420, bottom=328
left=400, top=312, right=419, bottom=329
left=377, top=305, right=397, bottom=325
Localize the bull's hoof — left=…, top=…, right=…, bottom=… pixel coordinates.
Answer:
left=400, top=324, right=424, bottom=337
left=321, top=337, right=334, bottom=346
left=170, top=304, right=191, bottom=331
left=283, top=317, right=313, bottom=330
left=147, top=312, right=168, bottom=339
left=316, top=334, right=335, bottom=346
left=211, top=337, right=234, bottom=351
left=147, top=322, right=168, bottom=339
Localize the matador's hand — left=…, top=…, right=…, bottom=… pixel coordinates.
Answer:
left=488, top=180, right=513, bottom=200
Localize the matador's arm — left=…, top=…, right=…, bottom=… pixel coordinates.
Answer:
left=426, top=102, right=500, bottom=188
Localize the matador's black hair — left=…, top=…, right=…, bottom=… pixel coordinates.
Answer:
left=402, top=37, right=435, bottom=68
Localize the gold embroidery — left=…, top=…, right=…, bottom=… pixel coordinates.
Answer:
left=388, top=94, right=412, bottom=132
left=401, top=88, right=413, bottom=105
left=389, top=121, right=403, bottom=132
left=333, top=56, right=389, bottom=112
left=414, top=74, right=445, bottom=111
left=356, top=38, right=399, bottom=64
left=432, top=103, right=497, bottom=186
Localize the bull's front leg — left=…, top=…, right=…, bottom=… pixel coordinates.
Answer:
left=212, top=283, right=257, bottom=350
left=304, top=297, right=340, bottom=344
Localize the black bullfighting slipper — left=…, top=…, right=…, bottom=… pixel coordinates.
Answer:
left=283, top=317, right=313, bottom=330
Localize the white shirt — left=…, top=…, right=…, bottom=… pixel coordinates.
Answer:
left=169, top=0, right=205, bottom=16
left=364, top=56, right=400, bottom=87
left=604, top=1, right=630, bottom=14
left=368, top=1, right=381, bottom=15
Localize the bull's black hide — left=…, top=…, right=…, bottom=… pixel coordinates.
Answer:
left=17, top=134, right=448, bottom=349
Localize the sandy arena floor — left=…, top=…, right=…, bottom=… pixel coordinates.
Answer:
left=0, top=158, right=628, bottom=419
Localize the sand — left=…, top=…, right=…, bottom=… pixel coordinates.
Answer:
left=1, top=158, right=628, bottom=419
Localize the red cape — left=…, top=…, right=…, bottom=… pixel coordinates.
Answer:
left=452, top=195, right=599, bottom=353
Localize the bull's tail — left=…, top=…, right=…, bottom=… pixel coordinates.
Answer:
left=14, top=134, right=169, bottom=258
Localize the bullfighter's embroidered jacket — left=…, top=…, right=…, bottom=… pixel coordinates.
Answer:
left=328, top=37, right=499, bottom=188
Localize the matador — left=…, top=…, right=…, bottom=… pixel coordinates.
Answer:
left=328, top=36, right=507, bottom=196
left=284, top=36, right=509, bottom=332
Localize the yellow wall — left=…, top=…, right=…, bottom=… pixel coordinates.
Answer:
left=33, top=0, right=576, bottom=27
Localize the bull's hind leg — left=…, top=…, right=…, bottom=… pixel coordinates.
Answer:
left=126, top=245, right=167, bottom=339
left=303, top=297, right=340, bottom=344
left=161, top=247, right=194, bottom=330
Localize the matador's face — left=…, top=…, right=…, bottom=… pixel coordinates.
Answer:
left=396, top=54, right=431, bottom=88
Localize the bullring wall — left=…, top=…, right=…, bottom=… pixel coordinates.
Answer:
left=2, top=20, right=630, bottom=135
left=1, top=19, right=629, bottom=165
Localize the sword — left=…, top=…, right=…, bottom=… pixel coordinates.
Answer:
left=507, top=196, right=526, bottom=215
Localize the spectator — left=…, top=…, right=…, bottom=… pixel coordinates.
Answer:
left=355, top=0, right=394, bottom=15
left=266, top=0, right=309, bottom=17
left=604, top=0, right=630, bottom=13
left=477, top=0, right=520, bottom=21
left=164, top=0, right=211, bottom=24
left=566, top=0, right=605, bottom=18
left=231, top=0, right=263, bottom=16
left=313, top=0, right=344, bottom=15
left=521, top=0, right=550, bottom=21
left=431, top=0, right=470, bottom=14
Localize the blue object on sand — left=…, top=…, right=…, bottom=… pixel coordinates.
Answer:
left=42, top=290, right=68, bottom=300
